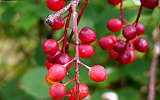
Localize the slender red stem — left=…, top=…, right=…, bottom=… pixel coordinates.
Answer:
left=135, top=5, right=143, bottom=26
left=120, top=0, right=125, bottom=25
left=78, top=61, right=91, bottom=70
left=64, top=78, right=76, bottom=86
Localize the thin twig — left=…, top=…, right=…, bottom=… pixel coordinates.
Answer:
left=120, top=0, right=125, bottom=25
left=135, top=5, right=143, bottom=26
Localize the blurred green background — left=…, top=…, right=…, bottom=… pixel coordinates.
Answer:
left=0, top=0, right=160, bottom=100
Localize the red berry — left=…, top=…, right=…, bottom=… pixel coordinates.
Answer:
left=108, top=0, right=121, bottom=5
left=67, top=90, right=76, bottom=100
left=72, top=84, right=89, bottom=99
left=51, top=17, right=65, bottom=30
left=47, top=50, right=61, bottom=62
left=56, top=53, right=72, bottom=70
left=123, top=25, right=136, bottom=40
left=109, top=49, right=119, bottom=59
left=136, top=23, right=145, bottom=35
left=107, top=34, right=118, bottom=42
left=107, top=18, right=122, bottom=32
left=79, top=44, right=94, bottom=59
left=45, top=74, right=58, bottom=85
left=128, top=50, right=136, bottom=64
left=134, top=38, right=148, bottom=52
left=99, top=36, right=115, bottom=50
left=48, top=64, right=66, bottom=82
left=49, top=83, right=66, bottom=99
left=46, top=0, right=65, bottom=11
left=113, top=40, right=126, bottom=53
left=79, top=27, right=97, bottom=44
left=140, top=0, right=159, bottom=9
left=43, top=39, right=59, bottom=55
left=118, top=50, right=131, bottom=64
left=89, top=65, right=107, bottom=82
left=45, top=60, right=55, bottom=70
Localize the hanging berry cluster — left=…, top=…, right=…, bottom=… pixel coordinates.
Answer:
left=44, top=0, right=107, bottom=100
left=99, top=0, right=159, bottom=65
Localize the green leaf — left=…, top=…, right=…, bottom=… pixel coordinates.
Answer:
left=21, top=67, right=50, bottom=99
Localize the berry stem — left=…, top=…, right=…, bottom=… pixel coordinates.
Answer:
left=72, top=3, right=80, bottom=100
left=135, top=5, right=143, bottom=26
left=67, top=72, right=73, bottom=79
left=63, top=78, right=76, bottom=86
left=120, top=0, right=125, bottom=25
left=78, top=61, right=91, bottom=70
left=64, top=58, right=76, bottom=68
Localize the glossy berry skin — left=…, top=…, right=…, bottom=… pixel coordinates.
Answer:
left=46, top=0, right=65, bottom=11
left=56, top=53, right=72, bottom=70
left=136, top=23, right=145, bottom=35
left=108, top=0, right=121, bottom=5
left=128, top=50, right=136, bottom=64
left=47, top=50, right=61, bottom=62
left=72, top=84, right=89, bottom=99
left=123, top=25, right=137, bottom=40
left=107, top=18, right=122, bottom=32
left=45, top=60, right=55, bottom=70
left=79, top=44, right=94, bottom=59
left=43, top=39, right=59, bottom=55
left=109, top=49, right=119, bottom=59
left=49, top=83, right=66, bottom=99
left=48, top=64, right=66, bottom=82
left=67, top=90, right=76, bottom=100
left=134, top=38, right=148, bottom=52
left=107, top=34, right=118, bottom=42
left=45, top=74, right=59, bottom=85
left=113, top=40, right=126, bottom=53
left=99, top=36, right=115, bottom=50
left=118, top=50, right=131, bottom=65
left=140, top=0, right=159, bottom=9
left=51, top=17, right=65, bottom=30
left=79, top=27, right=97, bottom=44
left=89, top=65, right=107, bottom=82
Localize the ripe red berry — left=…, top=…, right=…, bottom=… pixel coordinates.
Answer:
left=79, top=44, right=94, bottom=59
left=45, top=74, right=58, bottom=85
left=79, top=27, right=97, bottom=44
left=46, top=0, right=65, bottom=11
left=113, top=40, right=126, bottom=53
left=43, top=39, right=59, bottom=55
left=123, top=25, right=136, bottom=40
left=47, top=50, right=61, bottom=62
left=56, top=53, right=72, bottom=70
left=118, top=50, right=131, bottom=64
left=107, top=18, right=122, bottom=32
left=48, top=64, right=66, bottom=82
left=128, top=50, right=136, bottom=64
left=136, top=23, right=145, bottom=35
left=109, top=49, right=119, bottom=59
left=99, top=36, right=115, bottom=50
left=49, top=83, right=66, bottom=99
left=51, top=17, right=65, bottom=30
left=72, top=84, right=89, bottom=99
left=107, top=0, right=121, bottom=5
left=89, top=65, right=107, bottom=82
left=134, top=38, right=148, bottom=52
left=67, top=90, right=75, bottom=100
left=140, top=0, right=159, bottom=9
left=107, top=34, right=118, bottom=42
left=45, top=60, right=55, bottom=70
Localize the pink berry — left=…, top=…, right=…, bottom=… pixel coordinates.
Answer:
left=134, top=38, right=148, bottom=52
left=107, top=18, right=122, bottom=32
left=99, top=36, right=115, bottom=50
left=89, top=65, right=107, bottom=82
left=109, top=49, right=119, bottom=59
left=56, top=53, right=72, bottom=70
left=118, top=50, right=131, bottom=64
left=48, top=64, right=66, bottom=82
left=108, top=0, right=121, bottom=5
left=51, top=17, right=65, bottom=30
left=43, top=39, right=59, bottom=55
left=46, top=0, right=65, bottom=11
left=49, top=83, right=66, bottom=99
left=79, top=27, right=97, bottom=44
left=113, top=40, right=126, bottom=53
left=123, top=25, right=136, bottom=40
left=46, top=50, right=61, bottom=62
left=79, top=44, right=94, bottom=59
left=136, top=23, right=145, bottom=35
left=140, top=0, right=159, bottom=9
left=45, top=60, right=55, bottom=70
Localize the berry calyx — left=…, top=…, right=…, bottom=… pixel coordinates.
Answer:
left=140, top=0, right=159, bottom=9
left=118, top=50, right=131, bottom=65
left=123, top=25, right=136, bottom=40
left=113, top=40, right=126, bottom=53
left=46, top=0, right=65, bottom=11
left=107, top=0, right=121, bottom=5
left=56, top=53, right=72, bottom=70
left=51, top=17, right=65, bottom=30
left=46, top=50, right=61, bottom=62
left=45, top=60, right=55, bottom=70
left=136, top=22, right=145, bottom=35
left=43, top=39, right=59, bottom=55
left=109, top=49, right=119, bottom=59
left=107, top=18, right=122, bottom=32
left=72, top=83, right=89, bottom=99
left=134, top=38, right=148, bottom=52
left=48, top=64, right=66, bottom=82
left=99, top=36, right=115, bottom=50
left=49, top=83, right=66, bottom=99
left=79, top=44, right=94, bottom=59
left=79, top=27, right=97, bottom=44
left=89, top=65, right=107, bottom=82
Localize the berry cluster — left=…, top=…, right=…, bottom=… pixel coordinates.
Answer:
left=44, top=0, right=107, bottom=99
left=99, top=0, right=159, bottom=65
